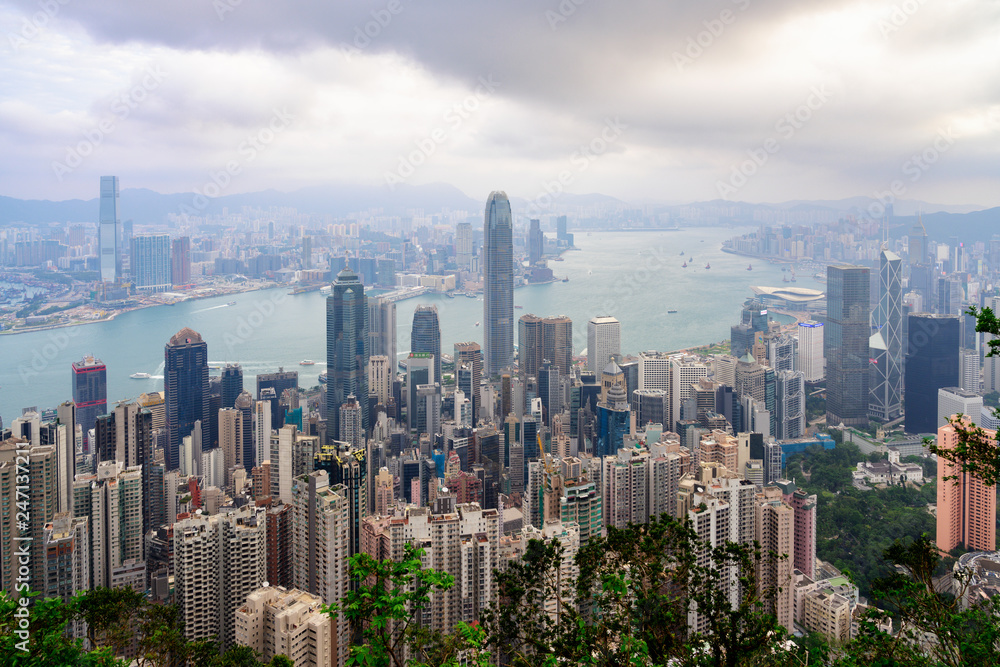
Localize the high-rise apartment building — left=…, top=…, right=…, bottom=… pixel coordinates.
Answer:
left=327, top=266, right=369, bottom=442
left=455, top=222, right=474, bottom=270
left=130, top=234, right=172, bottom=292
left=314, top=443, right=368, bottom=557
left=411, top=305, right=442, bottom=384
left=369, top=355, right=393, bottom=406
left=869, top=249, right=903, bottom=421
left=165, top=328, right=210, bottom=472
left=484, top=192, right=514, bottom=376
left=173, top=505, right=267, bottom=648
left=42, top=513, right=90, bottom=637
left=587, top=316, right=621, bottom=374
left=290, top=470, right=351, bottom=657
left=671, top=355, right=710, bottom=432
left=775, top=370, right=805, bottom=441
left=825, top=265, right=870, bottom=427
left=72, top=355, right=106, bottom=447
left=99, top=175, right=120, bottom=282
left=236, top=587, right=337, bottom=667
left=904, top=314, right=960, bottom=434
left=755, top=486, right=795, bottom=632
left=797, top=321, right=824, bottom=382
left=73, top=460, right=143, bottom=590
left=936, top=421, right=997, bottom=552
left=0, top=440, right=56, bottom=597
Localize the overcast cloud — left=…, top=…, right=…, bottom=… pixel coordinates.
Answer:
left=1, top=0, right=998, bottom=207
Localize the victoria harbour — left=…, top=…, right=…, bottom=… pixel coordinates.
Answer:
left=0, top=226, right=806, bottom=423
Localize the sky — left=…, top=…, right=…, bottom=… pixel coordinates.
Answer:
left=1, top=0, right=998, bottom=207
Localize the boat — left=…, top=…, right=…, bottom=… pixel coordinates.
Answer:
left=747, top=264, right=752, bottom=271
left=299, top=360, right=316, bottom=366
left=704, top=263, right=711, bottom=269
left=445, top=293, right=455, bottom=299
left=782, top=276, right=790, bottom=283
left=682, top=262, right=687, bottom=268
left=227, top=300, right=236, bottom=306
left=466, top=293, right=478, bottom=299
left=130, top=372, right=151, bottom=379
left=514, top=305, right=523, bottom=309
left=667, top=309, right=678, bottom=314
left=680, top=251, right=684, bottom=256
left=561, top=277, right=569, bottom=283
left=475, top=322, right=481, bottom=327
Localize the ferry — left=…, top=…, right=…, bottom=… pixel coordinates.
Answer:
left=704, top=263, right=711, bottom=269
left=514, top=305, right=523, bottom=309
left=445, top=293, right=455, bottom=299
left=667, top=309, right=678, bottom=314
left=475, top=322, right=481, bottom=327
left=466, top=293, right=478, bottom=299
left=299, top=360, right=316, bottom=366
left=562, top=277, right=569, bottom=282
left=227, top=300, right=237, bottom=306
left=130, top=372, right=151, bottom=379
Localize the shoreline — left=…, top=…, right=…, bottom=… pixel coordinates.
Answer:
left=0, top=282, right=280, bottom=337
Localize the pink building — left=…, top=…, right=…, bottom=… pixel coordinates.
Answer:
left=774, top=479, right=817, bottom=578
left=937, top=421, right=997, bottom=552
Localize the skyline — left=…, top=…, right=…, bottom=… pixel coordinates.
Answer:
left=0, top=1, right=998, bottom=208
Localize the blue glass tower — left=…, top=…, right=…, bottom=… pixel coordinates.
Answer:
left=327, top=266, right=369, bottom=443
left=165, top=327, right=209, bottom=472
left=484, top=192, right=514, bottom=376
left=410, top=305, right=442, bottom=384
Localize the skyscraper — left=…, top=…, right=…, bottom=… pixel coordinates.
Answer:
left=731, top=299, right=769, bottom=359
left=518, top=314, right=544, bottom=378
left=99, top=175, right=120, bottom=282
left=528, top=218, right=544, bottom=265
left=165, top=328, right=210, bottom=472
left=796, top=322, right=824, bottom=382
left=411, top=305, right=442, bottom=384
left=937, top=420, right=996, bottom=552
left=326, top=266, right=369, bottom=442
left=905, top=314, right=960, bottom=434
left=454, top=342, right=483, bottom=423
left=72, top=355, right=106, bottom=447
left=171, top=236, right=191, bottom=286
left=367, top=296, right=397, bottom=365
left=221, top=363, right=244, bottom=410
left=484, top=191, right=514, bottom=376
left=868, top=250, right=903, bottom=421
left=130, top=234, right=172, bottom=292
left=588, top=316, right=621, bottom=374
left=455, top=222, right=474, bottom=270
left=825, top=265, right=871, bottom=427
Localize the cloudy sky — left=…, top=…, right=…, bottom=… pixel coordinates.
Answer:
left=1, top=0, right=998, bottom=207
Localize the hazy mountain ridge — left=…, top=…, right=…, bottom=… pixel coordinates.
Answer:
left=0, top=185, right=996, bottom=242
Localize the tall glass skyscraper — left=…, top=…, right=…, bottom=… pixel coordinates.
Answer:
left=326, top=265, right=369, bottom=443
left=905, top=314, right=960, bottom=434
left=410, top=305, right=441, bottom=384
left=165, top=327, right=210, bottom=472
left=825, top=265, right=870, bottom=427
left=99, top=175, right=120, bottom=282
left=72, top=355, right=106, bottom=448
left=221, top=363, right=244, bottom=410
left=483, top=191, right=513, bottom=376
left=869, top=249, right=903, bottom=420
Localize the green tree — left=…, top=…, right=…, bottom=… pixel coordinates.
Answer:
left=325, top=542, right=487, bottom=667
left=77, top=587, right=145, bottom=658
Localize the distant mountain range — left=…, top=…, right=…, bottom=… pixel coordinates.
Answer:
left=0, top=184, right=996, bottom=243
